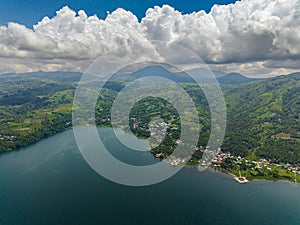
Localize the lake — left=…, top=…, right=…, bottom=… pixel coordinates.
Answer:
left=0, top=127, right=300, bottom=225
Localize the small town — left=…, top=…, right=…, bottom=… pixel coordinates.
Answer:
left=154, top=144, right=300, bottom=184
left=133, top=118, right=300, bottom=184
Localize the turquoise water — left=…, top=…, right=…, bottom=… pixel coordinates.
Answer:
left=0, top=127, right=300, bottom=225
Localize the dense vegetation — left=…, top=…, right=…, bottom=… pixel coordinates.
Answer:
left=0, top=69, right=299, bottom=164
left=223, top=73, right=300, bottom=163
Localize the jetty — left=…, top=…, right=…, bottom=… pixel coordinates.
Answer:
left=234, top=171, right=249, bottom=184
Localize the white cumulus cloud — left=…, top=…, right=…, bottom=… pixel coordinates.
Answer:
left=0, top=0, right=300, bottom=77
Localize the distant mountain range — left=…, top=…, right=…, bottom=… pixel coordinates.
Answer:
left=217, top=73, right=263, bottom=84
left=2, top=66, right=261, bottom=85
left=111, top=65, right=261, bottom=85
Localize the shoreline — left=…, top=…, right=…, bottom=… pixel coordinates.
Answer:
left=207, top=166, right=300, bottom=184
left=2, top=126, right=299, bottom=185
left=197, top=167, right=300, bottom=185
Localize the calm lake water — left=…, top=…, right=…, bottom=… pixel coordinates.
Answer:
left=0, top=127, right=300, bottom=225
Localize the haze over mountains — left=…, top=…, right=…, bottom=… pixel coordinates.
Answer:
left=4, top=66, right=261, bottom=85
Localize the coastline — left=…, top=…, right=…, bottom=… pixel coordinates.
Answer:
left=208, top=166, right=300, bottom=184
left=198, top=167, right=300, bottom=185
left=2, top=125, right=299, bottom=185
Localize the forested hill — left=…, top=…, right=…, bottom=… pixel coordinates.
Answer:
left=223, top=73, right=300, bottom=163
left=0, top=70, right=299, bottom=163
left=218, top=73, right=261, bottom=85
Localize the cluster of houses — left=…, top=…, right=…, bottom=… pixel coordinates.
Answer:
left=149, top=121, right=169, bottom=147
left=168, top=157, right=188, bottom=166
left=212, top=151, right=232, bottom=165
left=211, top=150, right=300, bottom=175
left=285, top=163, right=300, bottom=174
left=153, top=143, right=300, bottom=182
left=0, top=134, right=15, bottom=140
left=131, top=117, right=179, bottom=146
left=128, top=117, right=300, bottom=178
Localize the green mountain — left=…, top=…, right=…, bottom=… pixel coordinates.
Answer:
left=118, top=65, right=258, bottom=85
left=218, top=73, right=261, bottom=85
left=0, top=70, right=299, bottom=163
left=114, top=65, right=226, bottom=83
left=223, top=73, right=300, bottom=162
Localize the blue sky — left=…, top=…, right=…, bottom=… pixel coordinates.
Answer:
left=0, top=0, right=237, bottom=27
